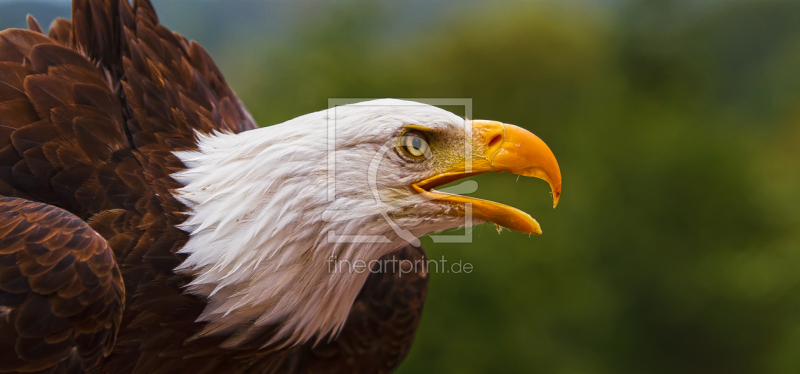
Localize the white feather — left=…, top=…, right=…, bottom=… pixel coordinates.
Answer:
left=173, top=99, right=476, bottom=347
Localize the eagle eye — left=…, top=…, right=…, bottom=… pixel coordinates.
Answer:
left=398, top=130, right=432, bottom=160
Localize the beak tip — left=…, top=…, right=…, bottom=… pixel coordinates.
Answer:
left=529, top=219, right=542, bottom=235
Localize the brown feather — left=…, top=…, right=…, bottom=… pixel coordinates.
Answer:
left=0, top=29, right=52, bottom=64
left=48, top=18, right=73, bottom=46
left=29, top=43, right=100, bottom=76
left=0, top=197, right=124, bottom=373
left=0, top=63, right=35, bottom=102
left=0, top=98, right=39, bottom=148
left=24, top=75, right=76, bottom=119
left=26, top=15, right=44, bottom=35
left=10, top=121, right=58, bottom=154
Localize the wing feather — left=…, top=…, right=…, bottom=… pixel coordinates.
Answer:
left=26, top=15, right=44, bottom=35
left=48, top=18, right=73, bottom=46
left=0, top=197, right=124, bottom=373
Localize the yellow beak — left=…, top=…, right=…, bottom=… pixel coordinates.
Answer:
left=412, top=120, right=562, bottom=234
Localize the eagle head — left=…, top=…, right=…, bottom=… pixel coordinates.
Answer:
left=171, top=99, right=561, bottom=347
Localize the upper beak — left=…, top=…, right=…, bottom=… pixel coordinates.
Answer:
left=473, top=120, right=561, bottom=208
left=412, top=120, right=562, bottom=234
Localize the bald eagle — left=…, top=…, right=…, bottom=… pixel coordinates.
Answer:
left=0, top=0, right=561, bottom=373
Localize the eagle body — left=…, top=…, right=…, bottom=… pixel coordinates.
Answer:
left=0, top=1, right=562, bottom=373
left=0, top=1, right=427, bottom=373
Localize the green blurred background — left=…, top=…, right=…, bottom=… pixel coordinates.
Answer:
left=3, top=0, right=800, bottom=373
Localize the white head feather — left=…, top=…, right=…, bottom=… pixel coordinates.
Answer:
left=172, top=99, right=479, bottom=347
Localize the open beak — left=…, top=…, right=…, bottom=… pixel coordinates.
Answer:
left=412, top=120, right=562, bottom=235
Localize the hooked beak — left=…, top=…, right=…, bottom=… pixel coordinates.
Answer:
left=412, top=120, right=562, bottom=234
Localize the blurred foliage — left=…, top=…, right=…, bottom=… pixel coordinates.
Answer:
left=232, top=1, right=800, bottom=373
left=5, top=0, right=800, bottom=373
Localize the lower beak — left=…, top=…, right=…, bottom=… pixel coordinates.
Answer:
left=412, top=120, right=561, bottom=234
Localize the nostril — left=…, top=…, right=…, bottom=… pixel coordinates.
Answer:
left=487, top=134, right=502, bottom=148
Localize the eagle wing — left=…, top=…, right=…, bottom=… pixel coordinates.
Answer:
left=1, top=0, right=256, bottom=215
left=0, top=197, right=124, bottom=373
left=0, top=1, right=255, bottom=372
